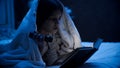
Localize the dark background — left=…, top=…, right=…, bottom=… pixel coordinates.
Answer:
left=14, top=0, right=120, bottom=42
left=61, top=0, right=120, bottom=42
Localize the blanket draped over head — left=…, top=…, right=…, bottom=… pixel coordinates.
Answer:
left=0, top=0, right=82, bottom=67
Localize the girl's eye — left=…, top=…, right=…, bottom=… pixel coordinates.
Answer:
left=52, top=19, right=57, bottom=21
left=49, top=18, right=57, bottom=21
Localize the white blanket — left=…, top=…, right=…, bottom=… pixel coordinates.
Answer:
left=0, top=0, right=82, bottom=67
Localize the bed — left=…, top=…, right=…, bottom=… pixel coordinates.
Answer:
left=0, top=40, right=120, bottom=68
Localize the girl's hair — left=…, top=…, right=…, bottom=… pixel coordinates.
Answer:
left=36, top=0, right=63, bottom=30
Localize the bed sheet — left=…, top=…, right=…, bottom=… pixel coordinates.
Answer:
left=80, top=42, right=120, bottom=68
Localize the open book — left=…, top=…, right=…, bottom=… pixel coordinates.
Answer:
left=60, top=38, right=103, bottom=68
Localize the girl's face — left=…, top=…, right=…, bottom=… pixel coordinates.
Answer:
left=40, top=10, right=62, bottom=34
